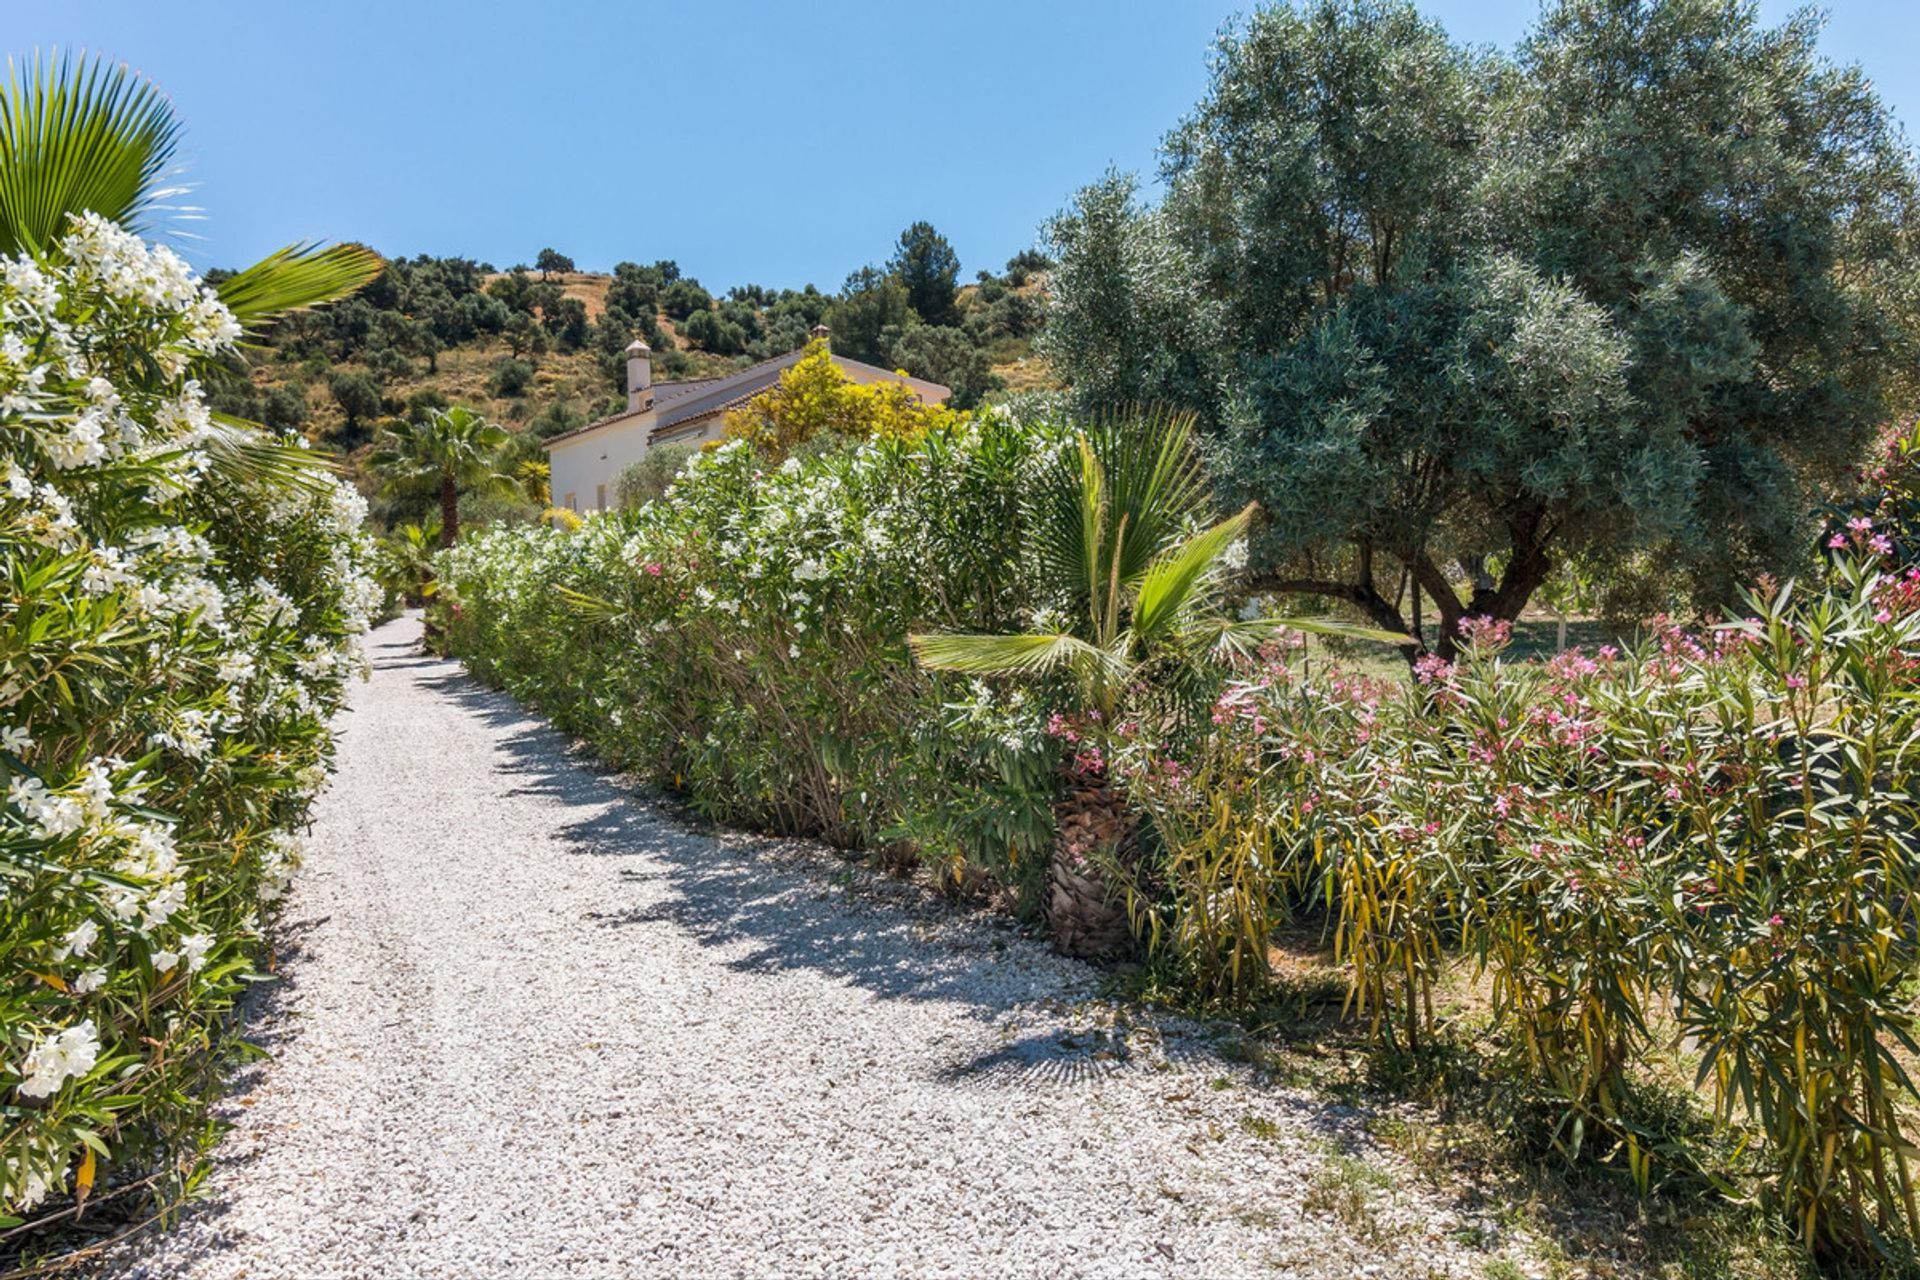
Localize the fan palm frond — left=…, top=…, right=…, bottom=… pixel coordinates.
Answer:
left=0, top=51, right=182, bottom=256
left=369, top=407, right=514, bottom=495
left=1026, top=407, right=1211, bottom=619
left=1188, top=613, right=1409, bottom=659
left=908, top=631, right=1117, bottom=680
left=1133, top=503, right=1255, bottom=644
left=555, top=585, right=623, bottom=623
left=199, top=412, right=335, bottom=494
left=0, top=52, right=379, bottom=332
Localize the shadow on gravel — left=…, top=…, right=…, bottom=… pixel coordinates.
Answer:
left=403, top=654, right=1374, bottom=1130
left=411, top=664, right=1049, bottom=1016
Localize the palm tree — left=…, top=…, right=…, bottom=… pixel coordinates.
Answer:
left=369, top=407, right=514, bottom=548
left=910, top=410, right=1395, bottom=957
left=377, top=522, right=441, bottom=603
left=513, top=458, right=551, bottom=507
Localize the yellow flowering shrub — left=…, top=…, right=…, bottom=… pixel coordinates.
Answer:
left=723, top=340, right=963, bottom=458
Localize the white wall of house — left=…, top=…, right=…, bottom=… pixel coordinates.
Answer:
left=548, top=414, right=654, bottom=512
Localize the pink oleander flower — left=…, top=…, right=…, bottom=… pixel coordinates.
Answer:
left=1849, top=516, right=1875, bottom=533
left=1458, top=615, right=1513, bottom=649
left=643, top=562, right=663, bottom=577
left=1785, top=674, right=1808, bottom=690
left=1828, top=533, right=1849, bottom=550
left=1871, top=534, right=1894, bottom=555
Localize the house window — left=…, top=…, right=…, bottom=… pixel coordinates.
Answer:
left=596, top=484, right=607, bottom=510
left=563, top=492, right=577, bottom=512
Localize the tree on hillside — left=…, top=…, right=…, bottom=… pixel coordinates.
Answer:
left=826, top=266, right=913, bottom=365
left=487, top=268, right=536, bottom=314
left=369, top=406, right=516, bottom=547
left=543, top=296, right=591, bottom=352
left=1043, top=0, right=1919, bottom=657
left=505, top=311, right=546, bottom=359
left=682, top=306, right=749, bottom=355
left=535, top=248, right=574, bottom=280
left=261, top=385, right=309, bottom=432
left=890, top=323, right=1000, bottom=409
left=890, top=221, right=961, bottom=326
left=606, top=262, right=665, bottom=320
left=1004, top=249, right=1052, bottom=286
left=328, top=371, right=383, bottom=436
left=660, top=278, right=713, bottom=321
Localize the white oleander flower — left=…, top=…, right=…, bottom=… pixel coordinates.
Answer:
left=16, top=1020, right=100, bottom=1099
left=53, top=919, right=98, bottom=961
left=5, top=1154, right=57, bottom=1210
left=178, top=932, right=214, bottom=973
left=140, top=880, right=187, bottom=932
left=8, top=776, right=83, bottom=840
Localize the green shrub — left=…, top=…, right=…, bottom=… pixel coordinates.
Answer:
left=612, top=444, right=696, bottom=509
left=438, top=417, right=1059, bottom=896
left=488, top=357, right=534, bottom=399
left=1, top=216, right=376, bottom=1226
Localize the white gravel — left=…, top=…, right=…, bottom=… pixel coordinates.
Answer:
left=92, top=613, right=1509, bottom=1279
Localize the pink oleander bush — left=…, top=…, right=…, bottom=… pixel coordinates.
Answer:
left=1164, top=546, right=1920, bottom=1260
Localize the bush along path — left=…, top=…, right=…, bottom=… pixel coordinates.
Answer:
left=86, top=614, right=1510, bottom=1280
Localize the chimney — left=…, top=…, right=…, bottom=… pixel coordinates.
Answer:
left=625, top=338, right=652, bottom=413
left=810, top=323, right=831, bottom=351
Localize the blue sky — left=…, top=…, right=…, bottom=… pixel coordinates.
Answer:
left=9, top=1, right=1917, bottom=291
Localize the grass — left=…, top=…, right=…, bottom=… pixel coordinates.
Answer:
left=1312, top=615, right=1638, bottom=685
left=1301, top=1141, right=1397, bottom=1241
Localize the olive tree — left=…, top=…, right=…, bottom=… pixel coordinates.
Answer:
left=1043, top=0, right=1918, bottom=655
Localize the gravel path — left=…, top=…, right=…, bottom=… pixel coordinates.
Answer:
left=94, top=614, right=1506, bottom=1280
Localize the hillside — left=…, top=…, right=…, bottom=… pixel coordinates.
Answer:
left=228, top=277, right=742, bottom=445
left=212, top=242, right=1059, bottom=480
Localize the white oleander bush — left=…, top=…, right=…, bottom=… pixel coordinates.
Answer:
left=438, top=417, right=1062, bottom=898
left=0, top=215, right=377, bottom=1227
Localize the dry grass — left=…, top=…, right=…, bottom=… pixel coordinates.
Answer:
left=480, top=270, right=613, bottom=320
left=992, top=352, right=1063, bottom=394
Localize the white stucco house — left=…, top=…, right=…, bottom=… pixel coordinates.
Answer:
left=544, top=325, right=951, bottom=512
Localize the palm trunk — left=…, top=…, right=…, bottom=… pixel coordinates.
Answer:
left=439, top=474, right=459, bottom=549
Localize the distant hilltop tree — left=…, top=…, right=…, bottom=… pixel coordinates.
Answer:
left=889, top=221, right=960, bottom=327
left=535, top=248, right=575, bottom=281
